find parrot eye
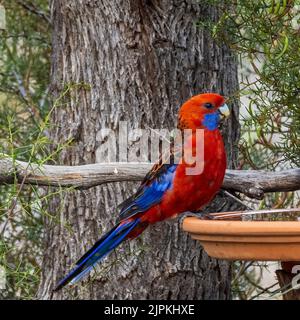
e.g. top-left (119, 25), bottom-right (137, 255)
top-left (204, 102), bottom-right (214, 109)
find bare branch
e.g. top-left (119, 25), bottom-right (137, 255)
top-left (16, 0), bottom-right (51, 24)
top-left (223, 169), bottom-right (300, 199)
top-left (0, 156), bottom-right (299, 199)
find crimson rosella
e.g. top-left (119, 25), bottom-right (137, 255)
top-left (54, 93), bottom-right (230, 291)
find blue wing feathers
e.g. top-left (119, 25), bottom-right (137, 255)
top-left (118, 164), bottom-right (177, 221)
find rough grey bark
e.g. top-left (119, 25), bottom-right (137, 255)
top-left (37, 0), bottom-right (241, 299)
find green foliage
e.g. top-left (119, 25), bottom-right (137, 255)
top-left (0, 0), bottom-right (50, 118)
top-left (0, 0), bottom-right (50, 298)
top-left (199, 0), bottom-right (300, 168)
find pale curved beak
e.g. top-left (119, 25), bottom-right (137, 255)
top-left (218, 103), bottom-right (230, 119)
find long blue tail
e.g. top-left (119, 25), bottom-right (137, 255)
top-left (53, 218), bottom-right (140, 291)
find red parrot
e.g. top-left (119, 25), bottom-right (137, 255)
top-left (54, 93), bottom-right (230, 291)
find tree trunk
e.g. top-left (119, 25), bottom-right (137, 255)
top-left (37, 0), bottom-right (241, 300)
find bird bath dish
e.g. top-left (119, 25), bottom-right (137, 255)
top-left (182, 208), bottom-right (300, 261)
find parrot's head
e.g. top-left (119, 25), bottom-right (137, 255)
top-left (178, 93), bottom-right (230, 130)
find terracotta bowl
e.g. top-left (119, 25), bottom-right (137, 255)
top-left (182, 217), bottom-right (300, 261)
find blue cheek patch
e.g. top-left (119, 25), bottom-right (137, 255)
top-left (203, 112), bottom-right (220, 130)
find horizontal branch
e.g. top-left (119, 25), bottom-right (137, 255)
top-left (222, 169), bottom-right (300, 199)
top-left (0, 156), bottom-right (299, 199)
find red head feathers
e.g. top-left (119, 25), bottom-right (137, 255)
top-left (178, 93), bottom-right (229, 130)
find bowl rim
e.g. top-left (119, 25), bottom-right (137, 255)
top-left (182, 217), bottom-right (300, 236)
